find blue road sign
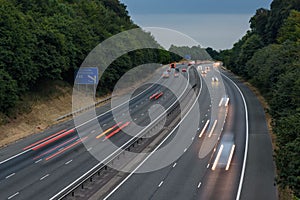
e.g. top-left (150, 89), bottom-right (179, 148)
top-left (75, 67), bottom-right (98, 84)
top-left (185, 55), bottom-right (191, 60)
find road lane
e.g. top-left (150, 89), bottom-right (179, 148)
top-left (0, 65), bottom-right (192, 200)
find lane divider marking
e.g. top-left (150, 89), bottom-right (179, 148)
top-left (212, 144), bottom-right (224, 170)
top-left (225, 144), bottom-right (235, 171)
top-left (199, 120), bottom-right (210, 138)
top-left (208, 120), bottom-right (217, 138)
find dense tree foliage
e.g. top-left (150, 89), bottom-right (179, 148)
top-left (205, 47), bottom-right (220, 60)
top-left (0, 0), bottom-right (179, 114)
top-left (215, 1), bottom-right (300, 197)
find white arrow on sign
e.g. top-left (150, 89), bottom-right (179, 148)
top-left (87, 75), bottom-right (97, 83)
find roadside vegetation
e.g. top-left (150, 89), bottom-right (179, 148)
top-left (207, 0), bottom-right (300, 198)
top-left (0, 0), bottom-right (180, 119)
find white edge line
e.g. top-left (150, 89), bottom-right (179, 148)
top-left (0, 149), bottom-right (31, 165)
top-left (102, 68), bottom-right (202, 200)
top-left (51, 68), bottom-right (194, 200)
top-left (222, 73), bottom-right (248, 200)
top-left (0, 75), bottom-right (164, 165)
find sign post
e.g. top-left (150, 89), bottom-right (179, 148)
top-left (75, 67), bottom-right (98, 99)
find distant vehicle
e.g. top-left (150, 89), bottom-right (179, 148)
top-left (201, 70), bottom-right (207, 74)
top-left (162, 71), bottom-right (169, 78)
top-left (170, 63), bottom-right (176, 68)
top-left (149, 92), bottom-right (163, 100)
top-left (174, 73), bottom-right (179, 77)
top-left (212, 76), bottom-right (219, 82)
top-left (182, 68), bottom-right (187, 72)
top-left (175, 68), bottom-right (179, 72)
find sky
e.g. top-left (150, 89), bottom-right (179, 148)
top-left (120, 0), bottom-right (272, 50)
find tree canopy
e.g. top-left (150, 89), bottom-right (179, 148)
top-left (213, 1), bottom-right (300, 196)
top-left (0, 0), bottom-right (180, 114)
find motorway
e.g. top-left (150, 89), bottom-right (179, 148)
top-left (97, 64), bottom-right (277, 200)
top-left (0, 63), bottom-right (277, 200)
top-left (0, 64), bottom-right (195, 200)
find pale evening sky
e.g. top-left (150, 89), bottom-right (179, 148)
top-left (120, 0), bottom-right (272, 50)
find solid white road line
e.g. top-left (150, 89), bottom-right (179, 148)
top-left (5, 173), bottom-right (15, 179)
top-left (51, 69), bottom-right (193, 200)
top-left (208, 120), bottom-right (217, 138)
top-left (35, 159), bottom-right (42, 164)
top-left (0, 149), bottom-right (31, 165)
top-left (101, 70), bottom-right (202, 200)
top-left (8, 192), bottom-right (19, 199)
top-left (226, 145), bottom-right (235, 170)
top-left (0, 76), bottom-right (163, 165)
top-left (212, 145), bottom-right (224, 170)
top-left (222, 73), bottom-right (249, 200)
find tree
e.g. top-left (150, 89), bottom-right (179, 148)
top-left (250, 8), bottom-right (270, 43)
top-left (0, 69), bottom-right (18, 113)
top-left (277, 10), bottom-right (300, 44)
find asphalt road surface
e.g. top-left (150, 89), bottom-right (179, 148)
top-left (0, 63), bottom-right (276, 200)
top-left (101, 65), bottom-right (277, 200)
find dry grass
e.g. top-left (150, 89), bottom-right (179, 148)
top-left (0, 83), bottom-right (72, 148)
top-left (0, 82), bottom-right (110, 148)
top-left (0, 68), bottom-right (161, 149)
